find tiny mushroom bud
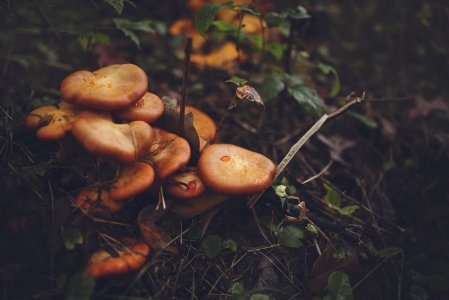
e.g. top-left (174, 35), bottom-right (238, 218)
top-left (164, 167), bottom-right (206, 199)
top-left (149, 128), bottom-right (191, 180)
top-left (72, 111), bottom-right (154, 163)
top-left (60, 64), bottom-right (148, 110)
top-left (25, 101), bottom-right (81, 141)
top-left (114, 92), bottom-right (164, 123)
top-left (197, 144), bottom-right (276, 195)
top-left (85, 243), bottom-right (150, 278)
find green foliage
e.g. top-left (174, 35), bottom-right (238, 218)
top-left (317, 62), bottom-right (341, 97)
top-left (229, 282), bottom-right (270, 300)
top-left (113, 18), bottom-right (166, 49)
top-left (226, 76), bottom-right (248, 87)
top-left (323, 271), bottom-right (354, 300)
top-left (323, 183), bottom-right (360, 216)
top-left (62, 228), bottom-right (84, 250)
top-left (278, 225), bottom-right (305, 248)
top-left (66, 272), bottom-right (95, 300)
top-left (104, 0), bottom-right (125, 15)
top-left (260, 74), bottom-right (285, 101)
top-left (195, 2), bottom-right (233, 37)
top-left (201, 235), bottom-right (237, 259)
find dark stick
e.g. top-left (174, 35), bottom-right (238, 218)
top-left (179, 37), bottom-right (193, 136)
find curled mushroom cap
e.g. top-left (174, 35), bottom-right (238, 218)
top-left (76, 162), bottom-right (155, 215)
top-left (164, 167), bottom-right (206, 199)
top-left (85, 243), bottom-right (150, 278)
top-left (60, 64), bottom-right (148, 110)
top-left (181, 106), bottom-right (216, 150)
top-left (149, 128), bottom-right (191, 180)
top-left (114, 92), bottom-right (164, 123)
top-left (197, 144), bottom-right (276, 195)
top-left (25, 102), bottom-right (81, 141)
top-left (72, 111), bottom-right (154, 163)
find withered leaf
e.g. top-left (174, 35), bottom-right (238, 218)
top-left (157, 96), bottom-right (200, 160)
top-left (236, 85), bottom-right (264, 108)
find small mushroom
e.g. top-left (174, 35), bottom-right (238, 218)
top-left (72, 111), bottom-right (154, 163)
top-left (181, 106), bottom-right (217, 150)
top-left (149, 128), bottom-right (191, 180)
top-left (76, 162), bottom-right (155, 215)
top-left (170, 191), bottom-right (230, 218)
top-left (164, 167), bottom-right (206, 199)
top-left (25, 101), bottom-right (81, 141)
top-left (114, 92), bottom-right (164, 123)
top-left (85, 243), bottom-right (150, 278)
top-left (60, 64), bottom-right (148, 110)
top-left (197, 144), bottom-right (276, 195)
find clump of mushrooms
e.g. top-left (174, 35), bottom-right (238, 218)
top-left (26, 63), bottom-right (276, 278)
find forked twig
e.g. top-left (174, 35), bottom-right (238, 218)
top-left (247, 93), bottom-right (365, 207)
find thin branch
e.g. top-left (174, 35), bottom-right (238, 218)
top-left (247, 93), bottom-right (364, 207)
top-left (179, 37), bottom-right (192, 136)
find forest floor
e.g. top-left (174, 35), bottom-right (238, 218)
top-left (1, 1), bottom-right (449, 299)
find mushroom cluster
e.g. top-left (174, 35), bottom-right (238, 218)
top-left (26, 63), bottom-right (276, 278)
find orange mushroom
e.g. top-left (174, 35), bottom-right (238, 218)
top-left (25, 101), bottom-right (81, 141)
top-left (85, 243), bottom-right (150, 278)
top-left (164, 167), bottom-right (206, 199)
top-left (190, 42), bottom-right (243, 70)
top-left (114, 92), bottom-right (164, 123)
top-left (72, 111), bottom-right (154, 163)
top-left (76, 162), bottom-right (155, 216)
top-left (170, 191), bottom-right (230, 218)
top-left (197, 144), bottom-right (276, 195)
top-left (180, 106), bottom-right (217, 151)
top-left (148, 128), bottom-right (191, 180)
top-left (60, 64), bottom-right (148, 110)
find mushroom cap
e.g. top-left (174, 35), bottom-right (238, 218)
top-left (76, 189), bottom-right (123, 215)
top-left (25, 102), bottom-right (81, 141)
top-left (149, 128), bottom-right (191, 180)
top-left (181, 106), bottom-right (216, 150)
top-left (197, 144), bottom-right (276, 195)
top-left (190, 42), bottom-right (241, 69)
top-left (60, 64), bottom-right (148, 110)
top-left (72, 111), bottom-right (154, 163)
top-left (114, 92), bottom-right (164, 123)
top-left (164, 167), bottom-right (206, 199)
top-left (76, 162), bottom-right (155, 216)
top-left (109, 162), bottom-right (155, 202)
top-left (85, 243), bottom-right (150, 278)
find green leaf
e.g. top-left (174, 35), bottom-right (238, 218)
top-left (212, 20), bottom-right (239, 32)
top-left (104, 0), bottom-right (124, 15)
top-left (324, 183), bottom-right (341, 208)
top-left (226, 76), bottom-right (248, 86)
top-left (326, 271), bottom-right (354, 300)
top-left (287, 85), bottom-right (325, 115)
top-left (374, 247), bottom-right (403, 258)
top-left (113, 18), bottom-right (160, 49)
top-left (278, 225), bottom-right (305, 248)
top-left (282, 73), bottom-right (304, 87)
top-left (230, 282), bottom-right (245, 295)
top-left (66, 272), bottom-right (95, 300)
top-left (347, 111), bottom-right (378, 129)
top-left (266, 43), bottom-right (287, 61)
top-left (195, 3), bottom-right (226, 37)
top-left (339, 205), bottom-right (360, 216)
top-left (222, 239), bottom-right (238, 252)
top-left (201, 234), bottom-right (222, 258)
top-left (317, 62), bottom-right (341, 97)
top-left (285, 5), bottom-right (311, 20)
top-left (260, 74), bottom-right (285, 101)
top-left (274, 185), bottom-right (287, 198)
top-left (265, 12), bottom-right (286, 28)
top-left (306, 223), bottom-right (319, 235)
top-left (63, 228), bottom-right (84, 250)
top-left (234, 4), bottom-right (261, 16)
top-left (250, 294), bottom-right (270, 300)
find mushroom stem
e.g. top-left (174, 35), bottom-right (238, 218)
top-left (179, 37), bottom-right (193, 136)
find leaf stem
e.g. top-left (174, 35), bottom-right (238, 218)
top-left (179, 37), bottom-right (193, 136)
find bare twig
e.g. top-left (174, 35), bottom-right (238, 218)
top-left (179, 37), bottom-right (192, 135)
top-left (247, 93), bottom-right (365, 207)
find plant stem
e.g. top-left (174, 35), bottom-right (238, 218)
top-left (179, 37), bottom-right (192, 136)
